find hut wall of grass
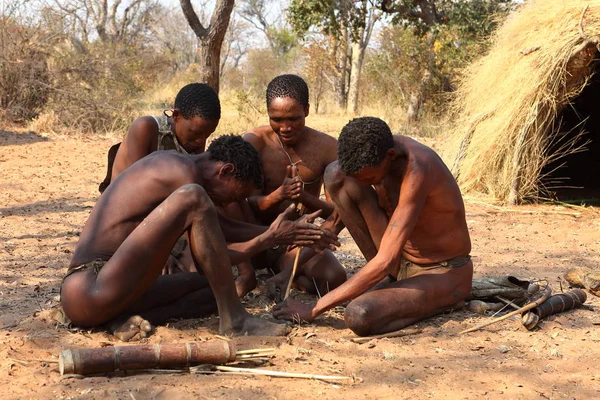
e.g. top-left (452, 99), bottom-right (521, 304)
top-left (446, 0), bottom-right (600, 204)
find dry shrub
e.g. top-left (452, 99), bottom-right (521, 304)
top-left (0, 18), bottom-right (51, 121)
top-left (446, 0), bottom-right (600, 204)
top-left (43, 42), bottom-right (169, 134)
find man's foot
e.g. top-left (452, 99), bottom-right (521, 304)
top-left (107, 315), bottom-right (152, 342)
top-left (223, 315), bottom-right (290, 337)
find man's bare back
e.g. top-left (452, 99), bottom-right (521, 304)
top-left (99, 83), bottom-right (220, 193)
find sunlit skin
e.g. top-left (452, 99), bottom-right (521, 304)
top-left (110, 110), bottom-right (219, 181)
top-left (173, 113), bottom-right (219, 154)
top-left (272, 135), bottom-right (474, 336)
top-left (223, 96), bottom-right (347, 300)
top-left (61, 143), bottom-right (342, 340)
top-left (267, 97), bottom-right (308, 147)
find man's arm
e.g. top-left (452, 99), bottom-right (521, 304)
top-left (272, 164), bottom-right (431, 321)
top-left (123, 117), bottom-right (158, 170)
top-left (297, 190), bottom-right (334, 218)
top-left (224, 206), bottom-right (337, 264)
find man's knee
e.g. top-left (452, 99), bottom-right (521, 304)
top-left (344, 299), bottom-right (375, 337)
top-left (323, 161), bottom-right (346, 196)
top-left (174, 184), bottom-right (215, 213)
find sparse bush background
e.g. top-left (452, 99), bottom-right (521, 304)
top-left (0, 1), bottom-right (513, 138)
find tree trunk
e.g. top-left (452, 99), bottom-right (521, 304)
top-left (346, 41), bottom-right (363, 114)
top-left (180, 0), bottom-right (234, 93)
top-left (346, 5), bottom-right (377, 114)
top-left (406, 30), bottom-right (436, 124)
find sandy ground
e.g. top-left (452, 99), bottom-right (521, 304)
top-left (1, 129), bottom-right (599, 400)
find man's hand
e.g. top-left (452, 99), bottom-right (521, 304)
top-left (267, 204), bottom-right (323, 247)
top-left (275, 165), bottom-right (303, 202)
top-left (272, 298), bottom-right (316, 323)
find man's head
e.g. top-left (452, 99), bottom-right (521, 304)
top-left (265, 74), bottom-right (310, 146)
top-left (205, 134), bottom-right (263, 206)
top-left (172, 83), bottom-right (221, 153)
top-left (338, 117), bottom-right (396, 185)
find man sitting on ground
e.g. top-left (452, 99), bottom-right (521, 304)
top-left (236, 74), bottom-right (347, 300)
top-left (61, 135), bottom-right (336, 341)
top-left (272, 117), bottom-right (473, 336)
top-left (99, 82), bottom-right (220, 193)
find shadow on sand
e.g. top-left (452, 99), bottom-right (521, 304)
top-left (0, 130), bottom-right (50, 146)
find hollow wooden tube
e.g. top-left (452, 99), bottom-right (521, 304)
top-left (521, 289), bottom-right (587, 330)
top-left (59, 341), bottom-right (236, 375)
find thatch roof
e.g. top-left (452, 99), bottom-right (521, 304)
top-left (447, 0), bottom-right (600, 204)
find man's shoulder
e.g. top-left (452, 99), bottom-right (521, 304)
top-left (243, 125), bottom-right (272, 150)
top-left (306, 127), bottom-right (337, 144)
top-left (126, 116), bottom-right (160, 141)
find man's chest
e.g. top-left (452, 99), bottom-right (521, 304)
top-left (374, 179), bottom-right (401, 218)
top-left (261, 149), bottom-right (323, 192)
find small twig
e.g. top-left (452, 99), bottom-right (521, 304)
top-left (313, 277), bottom-right (322, 299)
top-left (285, 247), bottom-right (303, 300)
top-left (460, 286), bottom-right (552, 334)
top-left (7, 358), bottom-right (29, 366)
top-left (347, 328), bottom-right (423, 344)
top-left (236, 348), bottom-right (275, 355)
top-left (194, 365), bottom-right (355, 382)
top-left (495, 296), bottom-right (521, 311)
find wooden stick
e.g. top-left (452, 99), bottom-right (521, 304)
top-left (348, 328), bottom-right (423, 344)
top-left (284, 201), bottom-right (305, 301)
top-left (460, 286), bottom-right (552, 334)
top-left (236, 348), bottom-right (275, 355)
top-left (495, 296), bottom-right (521, 311)
top-left (284, 247), bottom-right (302, 300)
top-left (197, 365), bottom-right (354, 382)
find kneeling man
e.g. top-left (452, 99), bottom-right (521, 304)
top-left (273, 117), bottom-right (473, 336)
top-left (62, 135), bottom-right (333, 340)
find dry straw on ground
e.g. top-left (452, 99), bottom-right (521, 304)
top-left (445, 0), bottom-right (600, 204)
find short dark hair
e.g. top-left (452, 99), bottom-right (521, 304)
top-left (266, 74), bottom-right (309, 108)
top-left (207, 134), bottom-right (263, 189)
top-left (338, 117), bottom-right (395, 174)
top-left (174, 83), bottom-right (221, 120)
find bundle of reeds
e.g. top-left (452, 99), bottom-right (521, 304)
top-left (445, 0), bottom-right (600, 204)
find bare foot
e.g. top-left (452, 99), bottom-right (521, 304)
top-left (107, 315), bottom-right (153, 342)
top-left (225, 315), bottom-right (290, 337)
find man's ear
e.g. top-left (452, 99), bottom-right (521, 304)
top-left (304, 103), bottom-right (310, 117)
top-left (219, 163), bottom-right (236, 177)
top-left (171, 109), bottom-right (181, 121)
top-left (387, 148), bottom-right (397, 160)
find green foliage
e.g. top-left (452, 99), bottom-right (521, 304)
top-left (288, 0), bottom-right (367, 40)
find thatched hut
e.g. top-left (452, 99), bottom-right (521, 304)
top-left (447, 0), bottom-right (600, 204)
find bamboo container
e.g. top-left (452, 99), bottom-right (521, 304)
top-left (59, 341), bottom-right (236, 375)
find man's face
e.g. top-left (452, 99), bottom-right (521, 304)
top-left (207, 170), bottom-right (255, 207)
top-left (350, 164), bottom-right (386, 186)
top-left (173, 115), bottom-right (219, 154)
top-left (267, 97), bottom-right (308, 146)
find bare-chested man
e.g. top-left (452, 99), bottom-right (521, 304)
top-left (61, 135), bottom-right (335, 341)
top-left (272, 117), bottom-right (473, 336)
top-left (238, 74), bottom-right (347, 300)
top-left (99, 82), bottom-right (220, 193)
